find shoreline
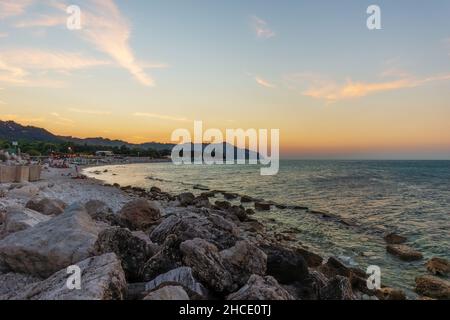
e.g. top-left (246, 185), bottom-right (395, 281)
top-left (0, 165), bottom-right (448, 300)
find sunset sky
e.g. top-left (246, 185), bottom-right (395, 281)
top-left (1, 0), bottom-right (450, 159)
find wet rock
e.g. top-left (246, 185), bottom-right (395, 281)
top-left (254, 202), bottom-right (271, 211)
top-left (0, 207), bottom-right (51, 238)
top-left (25, 198), bottom-right (67, 216)
top-left (214, 200), bottom-right (231, 211)
top-left (245, 208), bottom-right (255, 215)
top-left (180, 238), bottom-right (234, 293)
top-left (384, 233), bottom-right (407, 244)
top-left (200, 191), bottom-right (216, 198)
top-left (227, 275), bottom-right (293, 300)
top-left (240, 195), bottom-right (254, 203)
top-left (145, 267), bottom-right (209, 300)
top-left (426, 257), bottom-right (450, 276)
top-left (415, 275), bottom-right (450, 299)
top-left (0, 253), bottom-right (127, 300)
top-left (386, 244), bottom-right (423, 261)
top-left (150, 186), bottom-right (161, 193)
top-left (260, 244), bottom-right (309, 284)
top-left (229, 205), bottom-right (248, 222)
top-left (0, 203), bottom-right (102, 277)
top-left (223, 192), bottom-right (238, 200)
top-left (376, 287), bottom-right (406, 300)
top-left (220, 240), bottom-right (267, 287)
top-left (142, 234), bottom-right (183, 282)
top-left (296, 248), bottom-right (323, 268)
top-left (150, 212), bottom-right (239, 250)
top-left (94, 227), bottom-right (157, 282)
top-left (143, 285), bottom-right (190, 300)
top-left (118, 199), bottom-right (161, 230)
top-left (319, 275), bottom-right (354, 300)
top-left (193, 195), bottom-right (211, 208)
top-left (178, 192), bottom-right (195, 207)
top-left (193, 184), bottom-right (209, 191)
top-left (319, 257), bottom-right (351, 278)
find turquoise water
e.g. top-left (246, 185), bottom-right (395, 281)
top-left (84, 160), bottom-right (450, 296)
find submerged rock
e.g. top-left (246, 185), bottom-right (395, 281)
top-left (180, 238), bottom-right (234, 293)
top-left (227, 275), bottom-right (293, 300)
top-left (254, 202), bottom-right (271, 211)
top-left (145, 266), bottom-right (209, 299)
top-left (118, 199), bottom-right (161, 230)
top-left (384, 232), bottom-right (407, 244)
top-left (0, 253), bottom-right (127, 300)
top-left (143, 285), bottom-right (190, 300)
top-left (426, 257), bottom-right (450, 276)
top-left (0, 203), bottom-right (102, 277)
top-left (415, 275), bottom-right (450, 299)
top-left (376, 287), bottom-right (406, 300)
top-left (386, 244), bottom-right (423, 261)
top-left (240, 195), bottom-right (254, 203)
top-left (25, 198), bottom-right (67, 216)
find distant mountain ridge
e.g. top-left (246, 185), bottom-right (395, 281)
top-left (0, 120), bottom-right (174, 150)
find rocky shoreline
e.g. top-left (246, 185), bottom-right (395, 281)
top-left (0, 166), bottom-right (448, 300)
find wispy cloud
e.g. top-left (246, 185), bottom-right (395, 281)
top-left (284, 72), bottom-right (450, 102)
top-left (254, 76), bottom-right (276, 88)
top-left (69, 108), bottom-right (111, 115)
top-left (50, 112), bottom-right (74, 123)
top-left (133, 112), bottom-right (190, 122)
top-left (0, 0), bottom-right (33, 19)
top-left (14, 14), bottom-right (65, 28)
top-left (0, 113), bottom-right (45, 124)
top-left (251, 16), bottom-right (275, 39)
top-left (0, 49), bottom-right (109, 86)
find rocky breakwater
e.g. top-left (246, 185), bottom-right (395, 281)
top-left (0, 184), bottom-right (416, 300)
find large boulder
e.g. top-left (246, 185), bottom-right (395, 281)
top-left (94, 227), bottom-right (157, 282)
top-left (0, 272), bottom-right (41, 297)
top-left (118, 199), bottom-right (161, 230)
top-left (150, 212), bottom-right (239, 250)
top-left (319, 275), bottom-right (354, 300)
top-left (141, 234), bottom-right (182, 282)
top-left (145, 267), bottom-right (209, 299)
top-left (227, 275), bottom-right (293, 300)
top-left (415, 275), bottom-right (450, 299)
top-left (260, 244), bottom-right (309, 284)
top-left (25, 198), bottom-right (67, 216)
top-left (426, 257), bottom-right (450, 276)
top-left (386, 244), bottom-right (423, 261)
top-left (0, 207), bottom-right (51, 238)
top-left (180, 238), bottom-right (234, 293)
top-left (0, 203), bottom-right (102, 277)
top-left (143, 285), bottom-right (190, 300)
top-left (220, 240), bottom-right (267, 287)
top-left (0, 253), bottom-right (127, 300)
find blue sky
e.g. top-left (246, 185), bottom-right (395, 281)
top-left (0, 0), bottom-right (449, 158)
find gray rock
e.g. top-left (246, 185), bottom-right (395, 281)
top-left (118, 199), bottom-right (161, 230)
top-left (0, 207), bottom-right (51, 238)
top-left (0, 272), bottom-right (41, 297)
top-left (94, 227), bottom-right (157, 282)
top-left (143, 285), bottom-right (190, 300)
top-left (145, 267), bottom-right (209, 299)
top-left (220, 240), bottom-right (267, 287)
top-left (180, 238), bottom-right (234, 293)
top-left (25, 198), bottom-right (67, 216)
top-left (142, 234), bottom-right (182, 282)
top-left (319, 275), bottom-right (354, 300)
top-left (227, 275), bottom-right (293, 300)
top-left (0, 253), bottom-right (127, 300)
top-left (178, 193), bottom-right (195, 207)
top-left (150, 212), bottom-right (239, 250)
top-left (0, 203), bottom-right (102, 277)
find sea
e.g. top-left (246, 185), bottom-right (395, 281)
top-left (83, 160), bottom-right (450, 297)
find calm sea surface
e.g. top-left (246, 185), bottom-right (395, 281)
top-left (84, 160), bottom-right (450, 296)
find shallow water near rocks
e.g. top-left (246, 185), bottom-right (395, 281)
top-left (84, 160), bottom-right (450, 297)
